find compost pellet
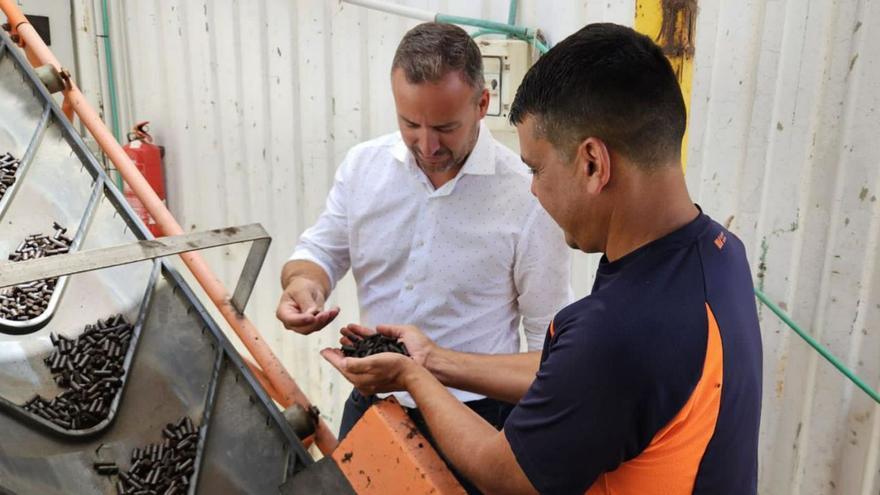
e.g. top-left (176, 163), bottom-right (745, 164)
top-left (0, 152), bottom-right (20, 201)
top-left (0, 223), bottom-right (73, 321)
top-left (22, 315), bottom-right (133, 430)
top-left (106, 416), bottom-right (200, 494)
top-left (341, 333), bottom-right (410, 358)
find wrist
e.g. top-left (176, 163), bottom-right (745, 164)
top-left (401, 359), bottom-right (431, 389)
top-left (423, 345), bottom-right (452, 385)
top-left (285, 275), bottom-right (324, 297)
top-left (281, 261), bottom-right (331, 296)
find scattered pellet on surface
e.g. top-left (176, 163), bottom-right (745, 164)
top-left (22, 314), bottom-right (133, 430)
top-left (341, 333), bottom-right (409, 358)
top-left (105, 416), bottom-right (200, 494)
top-left (0, 223), bottom-right (73, 321)
top-left (0, 152), bottom-right (20, 201)
top-left (94, 462), bottom-right (119, 476)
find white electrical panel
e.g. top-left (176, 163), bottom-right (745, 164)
top-left (14, 0), bottom-right (75, 108)
top-left (14, 1), bottom-right (75, 75)
top-left (478, 38), bottom-right (534, 153)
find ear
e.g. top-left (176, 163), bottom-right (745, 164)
top-left (575, 137), bottom-right (612, 195)
top-left (476, 88), bottom-right (490, 119)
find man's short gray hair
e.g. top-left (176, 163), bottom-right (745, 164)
top-left (392, 22), bottom-right (485, 91)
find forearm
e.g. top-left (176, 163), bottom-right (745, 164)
top-left (426, 348), bottom-right (540, 404)
top-left (404, 367), bottom-right (534, 494)
top-left (280, 259), bottom-right (331, 295)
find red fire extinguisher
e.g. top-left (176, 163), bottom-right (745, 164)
top-left (122, 122), bottom-right (166, 237)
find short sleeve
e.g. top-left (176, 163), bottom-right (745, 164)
top-left (504, 307), bottom-right (655, 494)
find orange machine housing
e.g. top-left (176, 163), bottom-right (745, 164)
top-left (332, 398), bottom-right (465, 494)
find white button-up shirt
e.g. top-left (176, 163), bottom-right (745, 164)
top-left (291, 123), bottom-right (572, 405)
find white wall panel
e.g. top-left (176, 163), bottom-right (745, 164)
top-left (53, 0), bottom-right (879, 489)
top-left (688, 1), bottom-right (880, 493)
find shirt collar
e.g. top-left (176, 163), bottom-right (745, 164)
top-left (390, 121), bottom-right (497, 177)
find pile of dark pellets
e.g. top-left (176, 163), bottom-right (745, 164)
top-left (22, 315), bottom-right (132, 430)
top-left (94, 416), bottom-right (200, 494)
top-left (0, 223), bottom-right (72, 321)
top-left (0, 152), bottom-right (20, 200)
top-left (341, 333), bottom-right (409, 358)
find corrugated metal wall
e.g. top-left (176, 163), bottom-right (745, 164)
top-left (687, 1), bottom-right (880, 493)
top-left (59, 0), bottom-right (879, 492)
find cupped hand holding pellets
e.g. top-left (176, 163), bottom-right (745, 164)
top-left (322, 323), bottom-right (437, 396)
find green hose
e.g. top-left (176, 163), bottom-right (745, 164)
top-left (440, 1), bottom-right (548, 54)
top-left (532, 38), bottom-right (549, 54)
top-left (436, 13), bottom-right (532, 38)
top-left (754, 287), bottom-right (880, 404)
top-left (507, 0), bottom-right (518, 26)
top-left (468, 27), bottom-right (549, 54)
top-left (470, 28), bottom-right (502, 39)
top-left (100, 0), bottom-right (124, 191)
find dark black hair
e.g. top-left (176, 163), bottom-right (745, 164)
top-left (510, 23), bottom-right (686, 167)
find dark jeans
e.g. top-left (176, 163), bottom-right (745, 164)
top-left (338, 388), bottom-right (514, 494)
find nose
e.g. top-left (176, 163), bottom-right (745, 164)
top-left (418, 128), bottom-right (441, 157)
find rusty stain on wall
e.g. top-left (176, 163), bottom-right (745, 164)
top-left (657, 0), bottom-right (697, 79)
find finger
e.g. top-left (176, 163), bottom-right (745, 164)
top-left (281, 313), bottom-right (318, 327)
top-left (324, 307), bottom-right (341, 323)
top-left (315, 308), bottom-right (340, 326)
top-left (276, 300), bottom-right (304, 321)
top-left (320, 348), bottom-right (348, 371)
top-left (290, 289), bottom-right (322, 315)
top-left (339, 335), bottom-right (354, 347)
top-left (343, 355), bottom-right (380, 374)
top-left (284, 323), bottom-right (319, 335)
top-left (375, 324), bottom-right (408, 339)
top-left (340, 326), bottom-right (365, 341)
top-left (345, 323), bottom-right (377, 338)
top-left (339, 326), bottom-right (363, 343)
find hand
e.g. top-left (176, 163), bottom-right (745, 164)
top-left (275, 278), bottom-right (339, 334)
top-left (320, 347), bottom-right (419, 396)
top-left (340, 323), bottom-right (436, 367)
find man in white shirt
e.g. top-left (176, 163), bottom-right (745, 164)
top-left (275, 22), bottom-right (571, 448)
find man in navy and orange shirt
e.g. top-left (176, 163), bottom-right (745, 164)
top-left (323, 22), bottom-right (763, 494)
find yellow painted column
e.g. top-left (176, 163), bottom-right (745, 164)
top-left (634, 0), bottom-right (697, 171)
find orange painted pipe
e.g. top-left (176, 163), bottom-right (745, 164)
top-left (1, 4), bottom-right (338, 454)
top-left (243, 356), bottom-right (282, 404)
top-left (0, 0), bottom-right (25, 39)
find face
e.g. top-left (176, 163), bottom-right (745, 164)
top-left (516, 115), bottom-right (612, 252)
top-left (391, 68), bottom-right (489, 174)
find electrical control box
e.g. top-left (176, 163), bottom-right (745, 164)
top-left (14, 0), bottom-right (76, 110)
top-left (477, 38), bottom-right (535, 153)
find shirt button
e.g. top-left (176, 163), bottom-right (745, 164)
top-left (405, 284), bottom-right (414, 291)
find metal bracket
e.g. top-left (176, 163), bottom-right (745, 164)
top-left (0, 224), bottom-right (271, 314)
top-left (34, 64), bottom-right (64, 93)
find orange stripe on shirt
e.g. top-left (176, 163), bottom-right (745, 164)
top-left (585, 303), bottom-right (724, 494)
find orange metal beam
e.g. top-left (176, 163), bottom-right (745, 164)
top-left (1, 2), bottom-right (338, 455)
top-left (243, 356), bottom-right (283, 403)
top-left (0, 0), bottom-right (25, 39)
top-left (332, 398), bottom-right (465, 494)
